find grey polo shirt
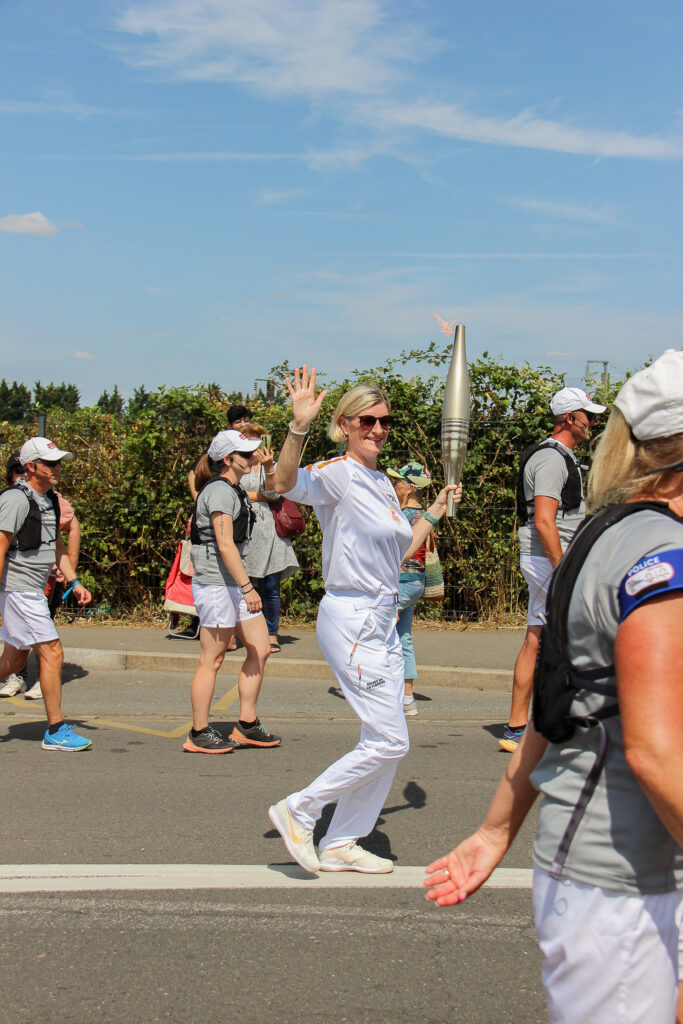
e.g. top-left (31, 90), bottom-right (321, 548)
top-left (0, 482), bottom-right (57, 593)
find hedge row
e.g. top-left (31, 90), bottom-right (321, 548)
top-left (0, 346), bottom-right (620, 621)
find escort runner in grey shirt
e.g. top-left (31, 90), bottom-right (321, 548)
top-left (0, 481), bottom-right (57, 593)
top-left (531, 509), bottom-right (683, 894)
top-left (190, 480), bottom-right (249, 587)
top-left (518, 440), bottom-right (585, 557)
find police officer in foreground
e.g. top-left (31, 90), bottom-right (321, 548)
top-left (499, 387), bottom-right (605, 752)
top-left (426, 348), bottom-right (683, 1023)
top-left (0, 437), bottom-right (92, 751)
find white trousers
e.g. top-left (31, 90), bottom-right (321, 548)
top-left (533, 865), bottom-right (683, 1024)
top-left (287, 592), bottom-right (409, 852)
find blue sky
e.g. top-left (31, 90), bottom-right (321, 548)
top-left (1, 0), bottom-right (681, 404)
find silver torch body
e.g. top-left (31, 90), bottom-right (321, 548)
top-left (441, 323), bottom-right (471, 515)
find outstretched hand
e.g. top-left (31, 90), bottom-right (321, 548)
top-left (285, 365), bottom-right (327, 431)
top-left (423, 830), bottom-right (503, 907)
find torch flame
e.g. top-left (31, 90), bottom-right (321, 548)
top-left (434, 312), bottom-right (457, 335)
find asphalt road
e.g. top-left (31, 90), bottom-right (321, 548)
top-left (0, 669), bottom-right (546, 1024)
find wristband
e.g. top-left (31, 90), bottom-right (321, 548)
top-left (241, 583), bottom-right (254, 593)
top-left (423, 512), bottom-right (439, 528)
top-left (62, 578), bottom-right (81, 600)
top-left (288, 422), bottom-right (309, 437)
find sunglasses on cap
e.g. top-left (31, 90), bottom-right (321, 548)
top-left (357, 415), bottom-right (393, 430)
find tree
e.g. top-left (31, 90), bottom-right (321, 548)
top-left (127, 386), bottom-right (152, 416)
top-left (0, 379), bottom-right (32, 423)
top-left (33, 381), bottom-right (80, 413)
top-left (96, 385), bottom-right (124, 416)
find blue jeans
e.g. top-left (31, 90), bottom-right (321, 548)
top-left (396, 574), bottom-right (425, 680)
top-left (256, 571), bottom-right (282, 636)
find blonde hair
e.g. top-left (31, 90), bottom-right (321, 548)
top-left (328, 385), bottom-right (391, 443)
top-left (241, 422), bottom-right (267, 440)
top-left (587, 406), bottom-right (683, 512)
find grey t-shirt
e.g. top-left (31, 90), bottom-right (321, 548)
top-left (190, 479), bottom-right (249, 587)
top-left (0, 482), bottom-right (57, 593)
top-left (518, 439), bottom-right (585, 557)
top-left (531, 509), bottom-right (683, 894)
top-left (240, 466), bottom-right (299, 580)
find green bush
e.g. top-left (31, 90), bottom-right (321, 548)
top-left (0, 351), bottom-right (625, 621)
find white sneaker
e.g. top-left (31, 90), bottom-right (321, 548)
top-left (403, 698), bottom-right (418, 717)
top-left (268, 798), bottom-right (320, 874)
top-left (319, 842), bottom-right (393, 874)
top-left (0, 674), bottom-right (27, 697)
top-left (24, 682), bottom-right (43, 701)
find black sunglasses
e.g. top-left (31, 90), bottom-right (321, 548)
top-left (234, 450), bottom-right (257, 458)
top-left (357, 415), bottom-right (393, 430)
top-left (37, 458), bottom-right (62, 467)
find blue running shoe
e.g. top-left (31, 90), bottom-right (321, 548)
top-left (498, 723), bottom-right (526, 753)
top-left (42, 723), bottom-right (92, 752)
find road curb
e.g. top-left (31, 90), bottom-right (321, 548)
top-left (60, 646), bottom-right (512, 690)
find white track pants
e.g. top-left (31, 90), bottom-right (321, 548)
top-left (287, 592), bottom-right (409, 852)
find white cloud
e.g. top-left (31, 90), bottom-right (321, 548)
top-left (115, 0), bottom-right (430, 96)
top-left (368, 99), bottom-right (683, 160)
top-left (505, 197), bottom-right (619, 225)
top-left (0, 98), bottom-right (101, 117)
top-left (259, 188), bottom-right (305, 205)
top-left (113, 1), bottom-right (683, 161)
top-left (73, 351), bottom-right (95, 361)
top-left (0, 212), bottom-right (58, 236)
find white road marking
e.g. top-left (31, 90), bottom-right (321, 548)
top-left (0, 864), bottom-right (533, 894)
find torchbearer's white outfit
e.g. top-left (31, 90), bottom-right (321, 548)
top-left (283, 456), bottom-right (412, 851)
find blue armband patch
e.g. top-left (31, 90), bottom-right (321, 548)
top-left (618, 548), bottom-right (683, 621)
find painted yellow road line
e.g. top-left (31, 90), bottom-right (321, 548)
top-left (212, 683), bottom-right (239, 710)
top-left (0, 683), bottom-right (239, 739)
top-left (90, 719), bottom-right (193, 739)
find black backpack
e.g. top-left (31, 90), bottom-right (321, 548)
top-left (190, 477), bottom-right (255, 547)
top-left (516, 440), bottom-right (583, 525)
top-left (0, 485), bottom-right (60, 552)
top-left (532, 499), bottom-right (681, 877)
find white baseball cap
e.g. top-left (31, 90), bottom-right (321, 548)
top-left (613, 349), bottom-right (683, 441)
top-left (20, 437), bottom-right (73, 465)
top-left (207, 429), bottom-right (262, 461)
top-left (550, 387), bottom-right (606, 416)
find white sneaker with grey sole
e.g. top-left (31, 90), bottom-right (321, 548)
top-left (319, 842), bottom-right (393, 873)
top-left (24, 682), bottom-right (43, 701)
top-left (0, 674), bottom-right (27, 697)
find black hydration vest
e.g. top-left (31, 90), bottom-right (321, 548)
top-left (516, 441), bottom-right (583, 524)
top-left (190, 477), bottom-right (255, 547)
top-left (1, 485), bottom-right (60, 552)
top-left (532, 500), bottom-right (682, 878)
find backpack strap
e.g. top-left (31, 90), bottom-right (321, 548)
top-left (549, 707), bottom-right (619, 879)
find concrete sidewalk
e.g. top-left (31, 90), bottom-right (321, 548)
top-left (46, 622), bottom-right (522, 690)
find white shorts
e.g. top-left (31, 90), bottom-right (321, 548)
top-left (0, 591), bottom-right (59, 650)
top-left (520, 555), bottom-right (554, 626)
top-left (191, 582), bottom-right (260, 630)
top-left (533, 865), bottom-right (683, 1023)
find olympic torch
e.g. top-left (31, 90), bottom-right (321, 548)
top-left (441, 323), bottom-right (471, 515)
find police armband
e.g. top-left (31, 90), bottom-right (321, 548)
top-left (618, 548), bottom-right (683, 621)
